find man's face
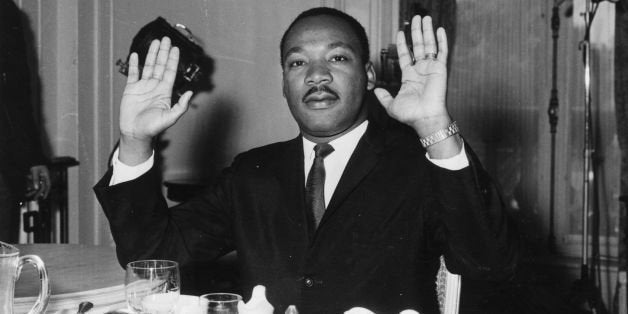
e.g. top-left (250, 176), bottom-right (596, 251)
top-left (281, 15), bottom-right (375, 143)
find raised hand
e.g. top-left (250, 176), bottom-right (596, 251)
top-left (373, 16), bottom-right (460, 158)
top-left (118, 37), bottom-right (193, 165)
top-left (25, 165), bottom-right (50, 199)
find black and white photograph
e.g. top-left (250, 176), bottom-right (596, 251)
top-left (1, 0), bottom-right (627, 313)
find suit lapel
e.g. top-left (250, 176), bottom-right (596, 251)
top-left (319, 121), bottom-right (386, 228)
top-left (273, 137), bottom-right (315, 236)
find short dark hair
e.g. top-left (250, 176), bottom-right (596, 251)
top-left (279, 7), bottom-right (370, 65)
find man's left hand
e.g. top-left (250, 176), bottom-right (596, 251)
top-left (374, 16), bottom-right (461, 158)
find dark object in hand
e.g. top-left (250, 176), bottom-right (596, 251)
top-left (116, 16), bottom-right (214, 104)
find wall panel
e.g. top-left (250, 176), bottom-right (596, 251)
top-left (445, 0), bottom-right (619, 260)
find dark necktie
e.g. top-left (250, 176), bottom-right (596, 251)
top-left (305, 143), bottom-right (334, 228)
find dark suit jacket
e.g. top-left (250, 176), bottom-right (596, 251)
top-left (94, 109), bottom-right (519, 314)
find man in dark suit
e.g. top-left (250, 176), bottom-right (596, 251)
top-left (0, 0), bottom-right (51, 243)
top-left (95, 7), bottom-right (518, 313)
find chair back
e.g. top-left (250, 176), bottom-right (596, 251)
top-left (435, 256), bottom-right (461, 314)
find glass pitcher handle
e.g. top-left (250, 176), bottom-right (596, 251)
top-left (17, 255), bottom-right (50, 314)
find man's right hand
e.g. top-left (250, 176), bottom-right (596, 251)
top-left (119, 37), bottom-right (193, 166)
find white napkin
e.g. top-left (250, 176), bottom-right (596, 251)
top-left (237, 285), bottom-right (274, 314)
top-left (174, 295), bottom-right (203, 314)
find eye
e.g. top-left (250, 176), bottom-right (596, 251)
top-left (330, 55), bottom-right (349, 62)
top-left (288, 60), bottom-right (305, 68)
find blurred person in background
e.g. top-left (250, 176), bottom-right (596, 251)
top-left (0, 0), bottom-right (51, 243)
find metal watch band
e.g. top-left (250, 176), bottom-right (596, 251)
top-left (419, 121), bottom-right (460, 148)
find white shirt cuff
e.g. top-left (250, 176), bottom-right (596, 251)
top-left (109, 148), bottom-right (155, 186)
top-left (425, 141), bottom-right (469, 170)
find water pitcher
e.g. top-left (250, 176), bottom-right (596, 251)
top-left (0, 241), bottom-right (49, 314)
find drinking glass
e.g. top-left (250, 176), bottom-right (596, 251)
top-left (125, 260), bottom-right (180, 314)
top-left (200, 293), bottom-right (242, 314)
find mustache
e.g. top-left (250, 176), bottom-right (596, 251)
top-left (302, 85), bottom-right (339, 102)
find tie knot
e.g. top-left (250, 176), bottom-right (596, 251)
top-left (314, 143), bottom-right (334, 158)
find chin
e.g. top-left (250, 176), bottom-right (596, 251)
top-left (304, 123), bottom-right (349, 139)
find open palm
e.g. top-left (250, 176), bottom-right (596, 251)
top-left (374, 16), bottom-right (449, 136)
top-left (120, 37), bottom-right (193, 142)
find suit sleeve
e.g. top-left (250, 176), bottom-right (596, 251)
top-left (427, 143), bottom-right (521, 281)
top-left (93, 162), bottom-right (237, 269)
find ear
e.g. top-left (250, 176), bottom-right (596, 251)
top-left (365, 61), bottom-right (376, 90)
top-left (282, 75), bottom-right (287, 98)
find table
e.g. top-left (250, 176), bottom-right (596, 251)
top-left (13, 244), bottom-right (126, 314)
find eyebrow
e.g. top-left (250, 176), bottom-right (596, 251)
top-left (328, 41), bottom-right (356, 53)
top-left (283, 41), bottom-right (358, 60)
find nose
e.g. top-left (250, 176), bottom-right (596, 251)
top-left (305, 62), bottom-right (332, 86)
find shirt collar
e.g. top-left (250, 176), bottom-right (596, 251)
top-left (302, 120), bottom-right (369, 159)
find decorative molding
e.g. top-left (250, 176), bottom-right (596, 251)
top-left (368, 0), bottom-right (382, 66)
top-left (558, 234), bottom-right (619, 260)
top-left (341, 0), bottom-right (399, 71)
top-left (391, 0), bottom-right (399, 36)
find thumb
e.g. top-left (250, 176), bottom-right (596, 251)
top-left (373, 88), bottom-right (394, 111)
top-left (165, 91), bottom-right (193, 124)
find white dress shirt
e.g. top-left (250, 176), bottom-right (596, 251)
top-left (110, 121), bottom-right (469, 195)
top-left (302, 121), bottom-right (368, 207)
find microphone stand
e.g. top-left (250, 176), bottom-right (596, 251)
top-left (581, 0), bottom-right (593, 285)
top-left (570, 1), bottom-right (608, 313)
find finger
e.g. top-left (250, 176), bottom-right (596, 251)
top-left (29, 168), bottom-right (41, 191)
top-left (396, 31), bottom-right (413, 69)
top-left (373, 88), bottom-right (394, 111)
top-left (410, 16), bottom-right (425, 59)
top-left (436, 27), bottom-right (448, 63)
top-left (127, 53), bottom-right (140, 84)
top-left (40, 173), bottom-right (51, 198)
top-left (152, 37), bottom-right (171, 80)
top-left (167, 90), bottom-right (193, 124)
top-left (141, 39), bottom-right (161, 80)
top-left (34, 179), bottom-right (45, 198)
top-left (25, 173), bottom-right (36, 197)
top-left (422, 16), bottom-right (437, 56)
top-left (163, 46), bottom-right (180, 86)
